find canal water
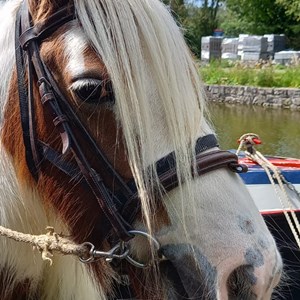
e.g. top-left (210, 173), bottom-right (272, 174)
top-left (208, 103), bottom-right (300, 158)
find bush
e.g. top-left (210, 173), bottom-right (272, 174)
top-left (199, 61), bottom-right (300, 88)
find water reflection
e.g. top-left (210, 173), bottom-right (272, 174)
top-left (209, 103), bottom-right (300, 158)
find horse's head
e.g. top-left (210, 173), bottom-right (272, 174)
top-left (0, 0), bottom-right (282, 299)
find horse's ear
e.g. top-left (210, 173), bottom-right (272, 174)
top-left (28, 0), bottom-right (72, 21)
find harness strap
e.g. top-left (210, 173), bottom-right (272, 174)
top-left (158, 150), bottom-right (247, 192)
top-left (19, 5), bottom-right (75, 49)
top-left (17, 1), bottom-right (135, 242)
top-left (40, 142), bottom-right (80, 178)
top-left (40, 64), bottom-right (134, 199)
top-left (15, 4), bottom-right (40, 180)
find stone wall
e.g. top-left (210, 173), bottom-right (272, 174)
top-left (205, 85), bottom-right (300, 109)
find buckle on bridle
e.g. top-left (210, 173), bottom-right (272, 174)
top-left (79, 230), bottom-right (161, 268)
top-left (79, 242), bottom-right (130, 264)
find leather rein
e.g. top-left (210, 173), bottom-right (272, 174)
top-left (14, 2), bottom-right (247, 255)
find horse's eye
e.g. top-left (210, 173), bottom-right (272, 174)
top-left (71, 79), bottom-right (114, 104)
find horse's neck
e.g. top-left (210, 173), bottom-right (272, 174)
top-left (0, 150), bottom-right (107, 299)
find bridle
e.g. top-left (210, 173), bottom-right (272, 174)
top-left (15, 1), bottom-right (247, 266)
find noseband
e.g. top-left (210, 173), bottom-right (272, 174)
top-left (15, 2), bottom-right (247, 250)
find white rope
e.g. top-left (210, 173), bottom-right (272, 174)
top-left (236, 132), bottom-right (259, 156)
top-left (0, 226), bottom-right (88, 265)
top-left (237, 133), bottom-right (300, 249)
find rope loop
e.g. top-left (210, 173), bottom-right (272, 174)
top-left (0, 226), bottom-right (162, 268)
top-left (237, 133), bottom-right (300, 249)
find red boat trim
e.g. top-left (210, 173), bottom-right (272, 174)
top-left (239, 157), bottom-right (300, 169)
top-left (260, 209), bottom-right (300, 215)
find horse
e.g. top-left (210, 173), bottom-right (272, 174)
top-left (0, 0), bottom-right (282, 299)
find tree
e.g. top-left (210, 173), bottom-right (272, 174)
top-left (223, 0), bottom-right (289, 34)
top-left (162, 0), bottom-right (187, 21)
top-left (221, 0), bottom-right (300, 49)
top-left (162, 0), bottom-right (225, 57)
top-left (275, 0), bottom-right (300, 49)
top-left (276, 0), bottom-right (300, 21)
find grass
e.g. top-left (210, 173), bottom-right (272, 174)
top-left (199, 59), bottom-right (300, 88)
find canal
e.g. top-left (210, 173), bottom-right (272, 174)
top-left (209, 103), bottom-right (300, 158)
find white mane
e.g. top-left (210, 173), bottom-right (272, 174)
top-left (0, 0), bottom-right (21, 124)
top-left (75, 0), bottom-right (212, 234)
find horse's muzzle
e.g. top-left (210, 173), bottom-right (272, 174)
top-left (160, 243), bottom-right (282, 300)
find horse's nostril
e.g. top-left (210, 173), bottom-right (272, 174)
top-left (227, 265), bottom-right (258, 300)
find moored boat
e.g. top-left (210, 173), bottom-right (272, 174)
top-left (236, 134), bottom-right (300, 299)
top-left (239, 154), bottom-right (300, 213)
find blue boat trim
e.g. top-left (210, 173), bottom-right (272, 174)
top-left (239, 169), bottom-right (300, 184)
top-left (230, 150), bottom-right (300, 184)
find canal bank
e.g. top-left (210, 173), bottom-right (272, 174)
top-left (205, 85), bottom-right (300, 109)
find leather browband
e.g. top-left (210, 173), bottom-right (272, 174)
top-left (15, 2), bottom-right (248, 245)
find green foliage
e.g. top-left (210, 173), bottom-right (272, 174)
top-left (276, 0), bottom-right (300, 49)
top-left (162, 0), bottom-right (300, 56)
top-left (254, 69), bottom-right (276, 87)
top-left (218, 9), bottom-right (249, 37)
top-left (183, 5), bottom-right (220, 56)
top-left (199, 61), bottom-right (300, 88)
top-left (162, 0), bottom-right (187, 21)
top-left (162, 0), bottom-right (224, 57)
top-left (223, 0), bottom-right (288, 34)
top-left (222, 0), bottom-right (300, 49)
top-left (276, 0), bottom-right (300, 21)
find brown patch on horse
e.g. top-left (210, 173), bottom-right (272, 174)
top-left (1, 1), bottom-right (171, 296)
top-left (28, 0), bottom-right (73, 22)
top-left (1, 71), bottom-right (36, 187)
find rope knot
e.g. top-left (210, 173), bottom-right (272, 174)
top-left (32, 227), bottom-right (59, 266)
